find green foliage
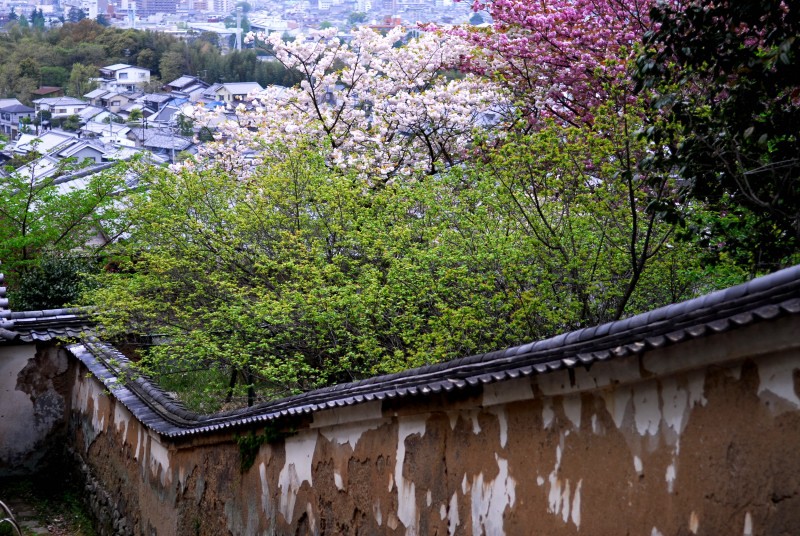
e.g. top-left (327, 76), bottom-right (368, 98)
top-left (67, 7), bottom-right (86, 23)
top-left (236, 425), bottom-right (295, 472)
top-left (0, 162), bottom-right (126, 285)
top-left (11, 253), bottom-right (99, 310)
top-left (636, 0), bottom-right (800, 272)
top-left (86, 113), bottom-right (729, 406)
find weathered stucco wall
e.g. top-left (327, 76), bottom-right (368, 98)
top-left (0, 344), bottom-right (71, 475)
top-left (66, 315), bottom-right (800, 535)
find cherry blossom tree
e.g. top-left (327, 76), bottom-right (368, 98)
top-left (451, 0), bottom-right (654, 128)
top-left (190, 27), bottom-right (507, 183)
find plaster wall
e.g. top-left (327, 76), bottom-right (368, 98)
top-left (0, 344), bottom-right (70, 475)
top-left (66, 316), bottom-right (800, 535)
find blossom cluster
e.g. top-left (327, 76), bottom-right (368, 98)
top-left (451, 0), bottom-right (655, 126)
top-left (193, 27), bottom-right (507, 182)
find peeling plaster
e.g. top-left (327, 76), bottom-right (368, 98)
top-left (542, 399), bottom-right (555, 429)
top-left (395, 419), bottom-right (426, 534)
top-left (373, 501), bottom-right (383, 526)
top-left (757, 354), bottom-right (800, 412)
top-left (489, 407), bottom-right (508, 449)
top-left (470, 411), bottom-right (482, 435)
top-left (320, 420), bottom-right (385, 450)
top-left (563, 395), bottom-right (581, 429)
top-left (470, 455), bottom-right (516, 536)
top-left (689, 511), bottom-right (699, 533)
top-left (482, 378), bottom-right (533, 407)
top-left (633, 382), bottom-right (661, 436)
top-left (743, 512), bottom-right (753, 536)
top-left (148, 437), bottom-right (171, 488)
top-left (448, 492), bottom-right (459, 536)
top-left (665, 463), bottom-right (676, 493)
top-left (259, 463), bottom-right (271, 520)
top-left (570, 479), bottom-right (582, 529)
top-left (278, 432), bottom-right (317, 523)
top-left (633, 456), bottom-right (643, 474)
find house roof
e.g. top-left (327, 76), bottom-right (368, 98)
top-left (68, 264), bottom-right (800, 438)
top-left (0, 307), bottom-right (94, 343)
top-left (167, 76), bottom-right (202, 90)
top-left (0, 103), bottom-right (34, 113)
top-left (219, 82), bottom-right (263, 95)
top-left (84, 89), bottom-right (109, 99)
top-left (32, 97), bottom-right (87, 107)
top-left (31, 86), bottom-right (63, 96)
top-left (102, 63), bottom-right (134, 71)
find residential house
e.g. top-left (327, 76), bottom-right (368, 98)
top-left (208, 82), bottom-right (264, 104)
top-left (141, 93), bottom-right (174, 113)
top-left (0, 99), bottom-right (35, 139)
top-left (97, 64), bottom-right (152, 92)
top-left (32, 97), bottom-right (89, 118)
top-left (31, 86), bottom-right (64, 99)
top-left (128, 126), bottom-right (192, 162)
top-left (165, 75), bottom-right (210, 102)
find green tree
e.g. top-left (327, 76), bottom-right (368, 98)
top-left (66, 62), bottom-right (97, 97)
top-left (636, 0), bottom-right (800, 272)
top-left (347, 12), bottom-right (367, 26)
top-left (159, 50), bottom-right (186, 84)
top-left (0, 162), bottom-right (125, 282)
top-left (67, 7), bottom-right (86, 23)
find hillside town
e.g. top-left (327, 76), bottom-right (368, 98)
top-left (0, 0), bottom-right (479, 37)
top-left (0, 61), bottom-right (265, 192)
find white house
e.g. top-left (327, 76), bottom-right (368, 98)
top-left (97, 64), bottom-right (152, 92)
top-left (32, 97), bottom-right (89, 118)
top-left (207, 82), bottom-right (263, 104)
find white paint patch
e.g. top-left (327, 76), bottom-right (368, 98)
top-left (689, 511), bottom-right (699, 533)
top-left (373, 501), bottom-right (382, 526)
top-left (687, 370), bottom-right (708, 407)
top-left (259, 463), bottom-right (271, 517)
top-left (563, 395), bottom-right (582, 429)
top-left (537, 476), bottom-right (545, 487)
top-left (114, 403), bottom-right (130, 437)
top-left (470, 455), bottom-right (516, 536)
top-left (660, 377), bottom-right (689, 435)
top-left (651, 528), bottom-right (664, 536)
top-left (426, 490), bottom-right (432, 507)
top-left (542, 399), bottom-right (555, 429)
top-left (334, 471), bottom-right (344, 491)
top-left (633, 382), bottom-right (661, 436)
top-left (547, 442), bottom-right (573, 521)
top-left (482, 377), bottom-right (533, 406)
top-left (461, 474), bottom-right (469, 494)
top-left (490, 407), bottom-right (509, 449)
top-left (560, 479), bottom-right (571, 523)
top-left (320, 420), bottom-right (385, 451)
top-left (633, 456), bottom-right (643, 474)
top-left (665, 463), bottom-right (676, 493)
top-left (439, 504), bottom-right (446, 521)
top-left (278, 432), bottom-right (317, 523)
top-left (312, 401), bottom-right (383, 428)
top-left (148, 438), bottom-right (171, 488)
top-left (743, 511), bottom-right (753, 535)
top-left (570, 479), bottom-right (582, 529)
top-left (591, 414), bottom-right (603, 434)
top-left (603, 388), bottom-right (631, 429)
top-left (757, 354), bottom-right (800, 410)
top-left (395, 419), bottom-right (426, 534)
top-left (448, 492), bottom-right (459, 536)
top-left (471, 411), bottom-right (482, 435)
top-left (448, 412), bottom-right (458, 430)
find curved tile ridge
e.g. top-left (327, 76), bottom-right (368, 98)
top-left (69, 265), bottom-right (800, 439)
top-left (10, 307), bottom-right (95, 342)
top-left (0, 266), bottom-right (20, 341)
